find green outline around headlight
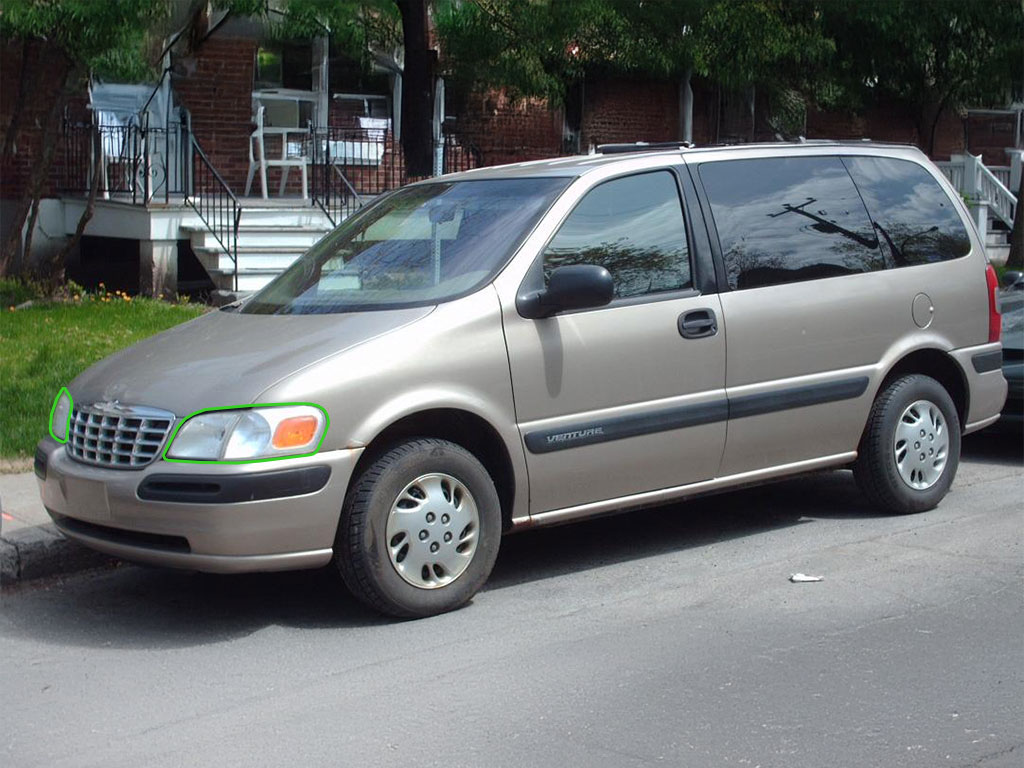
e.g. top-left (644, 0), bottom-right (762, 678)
top-left (161, 402), bottom-right (330, 464)
top-left (49, 387), bottom-right (73, 444)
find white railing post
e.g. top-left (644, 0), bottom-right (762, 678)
top-left (957, 153), bottom-right (987, 240)
top-left (961, 152), bottom-right (981, 200)
top-left (1008, 148), bottom-right (1023, 193)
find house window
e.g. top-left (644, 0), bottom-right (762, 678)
top-left (255, 41), bottom-right (313, 91)
top-left (254, 40), bottom-right (319, 128)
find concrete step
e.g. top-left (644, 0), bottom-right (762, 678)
top-left (987, 243), bottom-right (1010, 266)
top-left (185, 225), bottom-right (330, 252)
top-left (183, 205), bottom-right (339, 290)
top-left (208, 269), bottom-right (281, 292)
top-left (238, 207), bottom-right (335, 228)
top-left (194, 246), bottom-right (307, 274)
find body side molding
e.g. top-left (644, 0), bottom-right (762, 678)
top-left (523, 376), bottom-right (870, 454)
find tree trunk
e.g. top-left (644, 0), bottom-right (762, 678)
top-left (1, 40), bottom-right (35, 163)
top-left (0, 56), bottom-right (78, 277)
top-left (926, 99), bottom-right (950, 159)
top-left (1007, 171), bottom-right (1023, 271)
top-left (395, 0), bottom-right (435, 178)
top-left (20, 193), bottom-right (44, 278)
top-left (48, 125), bottom-right (103, 288)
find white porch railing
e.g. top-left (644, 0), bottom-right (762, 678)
top-left (991, 166), bottom-right (1012, 188)
top-left (936, 151), bottom-right (1019, 235)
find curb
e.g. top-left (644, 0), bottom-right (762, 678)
top-left (1, 523), bottom-right (116, 585)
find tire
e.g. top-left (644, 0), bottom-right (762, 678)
top-left (854, 374), bottom-right (961, 514)
top-left (335, 438), bottom-right (502, 618)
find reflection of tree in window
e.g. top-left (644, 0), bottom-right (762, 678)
top-left (843, 156), bottom-right (970, 267)
top-left (542, 171), bottom-right (691, 299)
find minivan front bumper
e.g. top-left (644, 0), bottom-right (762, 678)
top-left (36, 438), bottom-right (363, 573)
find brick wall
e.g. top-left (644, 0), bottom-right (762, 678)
top-left (807, 99), bottom-right (966, 160)
top-left (329, 98), bottom-right (366, 130)
top-left (449, 89), bottom-right (563, 165)
top-left (966, 112), bottom-right (1019, 166)
top-left (579, 77), bottom-right (681, 149)
top-left (0, 40), bottom-right (82, 201)
top-left (690, 79), bottom-right (718, 146)
top-left (173, 35), bottom-right (257, 194)
top-left (449, 76), bottom-right (702, 162)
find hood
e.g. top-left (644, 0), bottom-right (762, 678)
top-left (69, 305), bottom-right (434, 415)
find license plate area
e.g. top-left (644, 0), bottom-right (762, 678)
top-left (61, 476), bottom-right (111, 521)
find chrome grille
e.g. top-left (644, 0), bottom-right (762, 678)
top-left (67, 403), bottom-right (175, 469)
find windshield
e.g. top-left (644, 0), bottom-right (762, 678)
top-left (242, 177), bottom-right (569, 314)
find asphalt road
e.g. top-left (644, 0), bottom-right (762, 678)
top-left (3, 433), bottom-right (1021, 768)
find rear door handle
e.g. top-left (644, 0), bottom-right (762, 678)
top-left (678, 308), bottom-right (718, 339)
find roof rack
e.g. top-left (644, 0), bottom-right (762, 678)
top-left (596, 141), bottom-right (694, 155)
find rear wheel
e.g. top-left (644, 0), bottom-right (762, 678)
top-left (335, 438), bottom-right (501, 618)
top-left (854, 374), bottom-right (961, 514)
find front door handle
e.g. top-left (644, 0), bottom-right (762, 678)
top-left (678, 308), bottom-right (718, 339)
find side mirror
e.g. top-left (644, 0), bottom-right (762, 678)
top-left (518, 264), bottom-right (615, 319)
top-left (1001, 270), bottom-right (1023, 291)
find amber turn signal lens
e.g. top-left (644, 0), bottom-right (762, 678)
top-left (272, 416), bottom-right (319, 449)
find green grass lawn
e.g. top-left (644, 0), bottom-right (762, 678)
top-left (1, 297), bottom-right (206, 460)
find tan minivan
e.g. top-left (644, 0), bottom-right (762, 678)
top-left (38, 142), bottom-right (1007, 617)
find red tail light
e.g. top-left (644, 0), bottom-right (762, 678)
top-left (985, 264), bottom-right (1001, 343)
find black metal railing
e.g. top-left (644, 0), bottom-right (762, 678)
top-left (309, 127), bottom-right (484, 226)
top-left (440, 133), bottom-right (482, 175)
top-left (61, 119), bottom-right (189, 205)
top-left (183, 124), bottom-right (241, 291)
top-left (310, 126), bottom-right (406, 226)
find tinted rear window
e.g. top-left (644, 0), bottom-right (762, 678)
top-left (842, 156), bottom-right (970, 267)
top-left (699, 157), bottom-right (883, 290)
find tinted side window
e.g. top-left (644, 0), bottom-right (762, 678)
top-left (700, 157), bottom-right (883, 290)
top-left (543, 171), bottom-right (691, 299)
top-left (843, 156), bottom-right (970, 267)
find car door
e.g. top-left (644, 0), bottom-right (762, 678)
top-left (499, 168), bottom-right (727, 517)
top-left (691, 152), bottom-right (898, 476)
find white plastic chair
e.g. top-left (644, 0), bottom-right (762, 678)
top-left (244, 106), bottom-right (308, 199)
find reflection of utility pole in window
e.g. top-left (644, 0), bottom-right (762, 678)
top-left (769, 197), bottom-right (878, 249)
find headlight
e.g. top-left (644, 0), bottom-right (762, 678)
top-left (165, 404), bottom-right (328, 462)
top-left (49, 387), bottom-right (73, 443)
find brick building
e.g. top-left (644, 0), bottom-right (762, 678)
top-left (1, 17), bottom-right (1020, 294)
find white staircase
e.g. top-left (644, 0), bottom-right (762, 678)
top-left (184, 207), bottom-right (336, 292)
top-left (936, 150), bottom-right (1020, 265)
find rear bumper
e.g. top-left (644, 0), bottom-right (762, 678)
top-left (952, 342), bottom-right (1008, 434)
top-left (36, 438), bottom-right (363, 573)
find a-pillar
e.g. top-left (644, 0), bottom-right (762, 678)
top-left (139, 240), bottom-right (178, 299)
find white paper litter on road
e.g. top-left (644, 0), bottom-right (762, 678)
top-left (789, 573), bottom-right (823, 583)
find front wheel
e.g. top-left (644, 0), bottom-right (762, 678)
top-left (335, 438), bottom-right (501, 618)
top-left (854, 374), bottom-right (961, 514)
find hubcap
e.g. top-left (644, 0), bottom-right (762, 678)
top-left (385, 473), bottom-right (480, 589)
top-left (893, 399), bottom-right (949, 490)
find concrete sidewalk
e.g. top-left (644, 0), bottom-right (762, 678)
top-left (1, 471), bottom-right (113, 584)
